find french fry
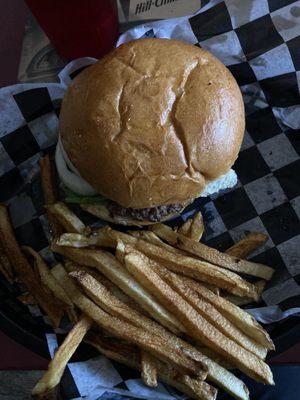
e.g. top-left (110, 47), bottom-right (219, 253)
top-left (57, 232), bottom-right (114, 248)
top-left (70, 271), bottom-right (208, 368)
top-left (177, 218), bottom-right (193, 236)
top-left (121, 248), bottom-right (268, 359)
top-left (141, 350), bottom-right (158, 387)
top-left (0, 205), bottom-right (63, 327)
top-left (70, 269), bottom-right (250, 398)
top-left (0, 240), bottom-right (14, 284)
top-left (124, 251), bottom-right (274, 385)
top-left (51, 265), bottom-right (251, 400)
top-left (151, 266), bottom-right (268, 359)
top-left (130, 230), bottom-right (165, 246)
top-left (18, 292), bottom-right (36, 305)
top-left (151, 224), bottom-right (274, 280)
top-left (186, 278), bottom-right (272, 349)
top-left (195, 345), bottom-right (234, 370)
top-left (134, 239), bottom-right (259, 299)
top-left (189, 212), bottom-right (205, 242)
top-left (32, 316), bottom-right (93, 398)
top-left (224, 280), bottom-right (267, 307)
top-left (51, 242), bottom-right (185, 334)
top-left (226, 233), bottom-right (268, 258)
top-left (46, 202), bottom-right (88, 234)
top-left (87, 333), bottom-right (218, 400)
top-left (65, 260), bottom-right (144, 313)
top-left (82, 227), bottom-right (258, 299)
top-left (54, 265), bottom-right (204, 376)
top-left (39, 155), bottom-right (62, 237)
top-left (23, 246), bottom-right (77, 323)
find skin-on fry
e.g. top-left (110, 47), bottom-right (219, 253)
top-left (186, 278), bottom-right (273, 349)
top-left (190, 212), bottom-right (204, 242)
top-left (153, 268), bottom-right (268, 359)
top-left (39, 155), bottom-right (62, 237)
top-left (65, 260), bottom-right (144, 313)
top-left (150, 224), bottom-right (274, 280)
top-left (134, 239), bottom-right (259, 299)
top-left (32, 316), bottom-right (93, 398)
top-left (51, 242), bottom-right (185, 334)
top-left (124, 251), bottom-right (274, 385)
top-left (22, 246), bottom-right (77, 323)
top-left (46, 202), bottom-right (88, 234)
top-left (177, 218), bottom-right (193, 236)
top-left (224, 280), bottom-right (267, 307)
top-left (55, 265), bottom-right (203, 376)
top-left (57, 232), bottom-right (114, 248)
top-left (70, 269), bottom-right (250, 399)
top-left (141, 350), bottom-right (158, 388)
top-left (70, 270), bottom-right (208, 368)
top-left (87, 333), bottom-right (217, 400)
top-left (226, 233), bottom-right (268, 258)
top-left (0, 240), bottom-right (14, 283)
top-left (82, 227), bottom-right (258, 299)
top-left (18, 292), bottom-right (36, 305)
top-left (50, 264), bottom-right (251, 400)
top-left (123, 248), bottom-right (268, 359)
top-left (0, 205), bottom-right (63, 327)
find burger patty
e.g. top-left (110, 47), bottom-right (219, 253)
top-left (108, 202), bottom-right (183, 222)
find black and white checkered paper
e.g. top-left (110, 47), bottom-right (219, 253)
top-left (0, 1), bottom-right (300, 398)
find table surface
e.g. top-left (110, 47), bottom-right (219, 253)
top-left (0, 0), bottom-right (299, 378)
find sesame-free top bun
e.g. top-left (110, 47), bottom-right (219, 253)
top-left (59, 38), bottom-right (245, 209)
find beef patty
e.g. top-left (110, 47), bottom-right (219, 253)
top-left (108, 202), bottom-right (183, 222)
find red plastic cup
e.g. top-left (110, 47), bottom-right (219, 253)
top-left (25, 0), bottom-right (119, 60)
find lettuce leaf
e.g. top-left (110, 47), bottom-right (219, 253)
top-left (64, 188), bottom-right (106, 204)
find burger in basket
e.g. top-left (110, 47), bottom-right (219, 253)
top-left (56, 38), bottom-right (245, 226)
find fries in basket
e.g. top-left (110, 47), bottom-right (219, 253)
top-left (0, 202), bottom-right (276, 400)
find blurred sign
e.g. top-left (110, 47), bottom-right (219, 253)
top-left (128, 0), bottom-right (201, 21)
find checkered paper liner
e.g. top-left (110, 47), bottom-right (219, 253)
top-left (0, 0), bottom-right (300, 398)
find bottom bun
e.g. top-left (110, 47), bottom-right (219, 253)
top-left (80, 203), bottom-right (187, 227)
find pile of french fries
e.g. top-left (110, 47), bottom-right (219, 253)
top-left (0, 156), bottom-right (276, 400)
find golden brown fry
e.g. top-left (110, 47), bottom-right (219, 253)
top-left (87, 330), bottom-right (249, 400)
top-left (70, 270), bottom-right (208, 369)
top-left (0, 205), bottom-right (63, 327)
top-left (32, 316), bottom-right (92, 398)
top-left (141, 350), bottom-right (158, 388)
top-left (130, 230), bottom-right (165, 245)
top-left (224, 280), bottom-right (267, 307)
top-left (178, 219), bottom-right (193, 236)
top-left (195, 345), bottom-right (234, 370)
top-left (91, 227), bottom-right (260, 299)
top-left (65, 260), bottom-right (143, 313)
top-left (55, 265), bottom-right (202, 376)
top-left (0, 240), bottom-right (14, 283)
top-left (151, 224), bottom-right (274, 280)
top-left (152, 267), bottom-right (267, 359)
top-left (87, 333), bottom-right (217, 400)
top-left (226, 233), bottom-right (268, 258)
top-left (51, 242), bottom-right (184, 334)
top-left (46, 202), bottom-right (88, 234)
top-left (57, 232), bottom-right (114, 248)
top-left (18, 292), bottom-right (36, 305)
top-left (39, 155), bottom-right (62, 237)
top-left (23, 246), bottom-right (77, 323)
top-left (189, 278), bottom-right (272, 349)
top-left (189, 212), bottom-right (204, 241)
top-left (181, 275), bottom-right (220, 296)
top-left (124, 251), bottom-right (274, 385)
top-left (134, 239), bottom-right (259, 299)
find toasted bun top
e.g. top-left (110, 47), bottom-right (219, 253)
top-left (60, 39), bottom-right (244, 208)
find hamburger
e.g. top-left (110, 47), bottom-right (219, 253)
top-left (56, 39), bottom-right (245, 226)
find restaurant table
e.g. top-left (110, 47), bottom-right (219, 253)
top-left (0, 0), bottom-right (300, 398)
